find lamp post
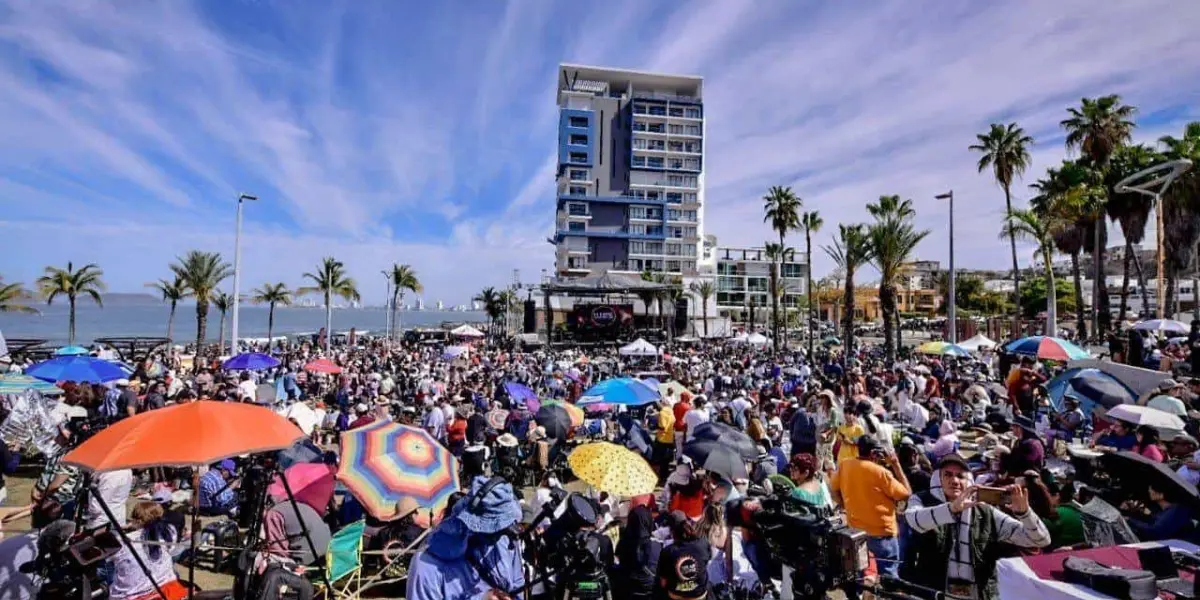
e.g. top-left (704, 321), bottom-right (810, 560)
top-left (936, 191), bottom-right (956, 343)
top-left (381, 270), bottom-right (392, 341)
top-left (230, 193), bottom-right (257, 355)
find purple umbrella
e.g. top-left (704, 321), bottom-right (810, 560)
top-left (504, 381), bottom-right (540, 411)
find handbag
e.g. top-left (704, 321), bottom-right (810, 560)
top-left (1062, 556), bottom-right (1157, 600)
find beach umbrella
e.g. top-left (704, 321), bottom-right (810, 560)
top-left (1103, 404), bottom-right (1185, 434)
top-left (503, 381), bottom-right (540, 411)
top-left (25, 356), bottom-right (128, 384)
top-left (1100, 451), bottom-right (1200, 507)
top-left (691, 422), bottom-right (758, 460)
top-left (543, 400), bottom-right (584, 428)
top-left (267, 463), bottom-right (336, 516)
top-left (682, 440), bottom-right (748, 481)
top-left (304, 358), bottom-right (342, 375)
top-left (1067, 369), bottom-right (1136, 409)
top-left (578, 377), bottom-right (659, 406)
top-left (486, 408), bottom-right (509, 430)
top-left (222, 352), bottom-right (281, 371)
top-left (568, 442), bottom-right (657, 497)
top-left (822, 335), bottom-right (841, 346)
top-left (1003, 336), bottom-right (1090, 361)
top-left (62, 401), bottom-right (304, 471)
top-left (337, 421), bottom-right (459, 520)
top-left (1133, 319), bottom-right (1190, 335)
top-left (0, 374), bottom-right (63, 395)
top-left (278, 438), bottom-right (325, 470)
top-left (915, 341), bottom-right (971, 357)
top-left (535, 404), bottom-right (572, 440)
top-left (53, 345), bottom-right (90, 356)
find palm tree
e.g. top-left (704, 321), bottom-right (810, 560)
top-left (0, 278), bottom-right (38, 314)
top-left (170, 251), bottom-right (233, 363)
top-left (763, 185), bottom-right (802, 351)
top-left (299, 257), bottom-right (361, 355)
top-left (970, 122), bottom-right (1035, 322)
top-left (1031, 161), bottom-right (1101, 337)
top-left (37, 262), bottom-right (106, 345)
top-left (1159, 122), bottom-right (1200, 318)
top-left (823, 224), bottom-right (873, 358)
top-left (1062, 95), bottom-right (1137, 333)
top-left (1001, 209), bottom-right (1060, 335)
top-left (474, 287), bottom-right (503, 338)
top-left (868, 207), bottom-right (929, 361)
top-left (800, 211), bottom-right (823, 358)
top-left (211, 291), bottom-right (232, 354)
top-left (653, 274), bottom-right (683, 341)
top-left (763, 243), bottom-right (793, 348)
top-left (146, 276), bottom-right (190, 343)
top-left (638, 270), bottom-right (661, 329)
top-left (251, 283), bottom-right (292, 348)
top-left (866, 194), bottom-right (916, 220)
top-left (388, 264), bottom-right (422, 340)
top-left (1104, 144), bottom-right (1162, 319)
top-left (688, 280), bottom-right (715, 337)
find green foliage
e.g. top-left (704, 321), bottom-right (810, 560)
top-left (1019, 276), bottom-right (1075, 319)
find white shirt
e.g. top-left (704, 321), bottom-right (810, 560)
top-left (86, 469), bottom-right (134, 529)
top-left (683, 408), bottom-right (710, 442)
top-left (238, 380), bottom-right (257, 402)
top-left (900, 402), bottom-right (929, 431)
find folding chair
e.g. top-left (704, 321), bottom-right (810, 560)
top-left (323, 520), bottom-right (366, 599)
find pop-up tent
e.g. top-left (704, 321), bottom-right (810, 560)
top-left (619, 338), bottom-right (660, 357)
top-left (450, 324), bottom-right (485, 338)
top-left (957, 333), bottom-right (997, 351)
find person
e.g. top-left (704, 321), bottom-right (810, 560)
top-left (30, 420), bottom-right (81, 526)
top-left (613, 505), bottom-right (660, 600)
top-left (1135, 425), bottom-right (1165, 462)
top-left (423, 398), bottom-right (447, 442)
top-left (829, 436), bottom-right (911, 579)
top-left (347, 403), bottom-right (375, 430)
top-left (902, 454), bottom-right (1050, 599)
top-left (654, 510), bottom-right (711, 600)
top-left (789, 395), bottom-right (819, 457)
top-left (673, 393), bottom-right (692, 457)
top-left (897, 439), bottom-right (932, 495)
top-left (237, 372), bottom-right (257, 403)
top-left (652, 399), bottom-right (676, 480)
top-left (834, 405), bottom-right (867, 464)
top-left (1126, 480), bottom-right (1196, 542)
top-left (108, 502), bottom-right (189, 600)
top-left (85, 468), bottom-right (134, 529)
top-left (261, 487), bottom-right (332, 567)
top-left (1190, 319), bottom-right (1200, 375)
top-left (1093, 418), bottom-right (1138, 451)
top-left (197, 460), bottom-right (238, 517)
top-left (407, 476), bottom-right (525, 600)
top-left (1051, 397), bottom-right (1085, 441)
top-left (1147, 379), bottom-right (1188, 416)
top-left (683, 395), bottom-right (710, 443)
top-left (787, 453), bottom-right (832, 511)
top-left (447, 405), bottom-right (469, 456)
top-left (461, 432), bottom-right (490, 480)
top-left (1008, 417), bottom-right (1045, 473)
top-left (1044, 480), bottom-right (1086, 549)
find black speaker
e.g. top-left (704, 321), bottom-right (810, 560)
top-left (523, 300), bottom-right (536, 333)
top-left (674, 298), bottom-right (689, 332)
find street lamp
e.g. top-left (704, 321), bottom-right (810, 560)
top-left (935, 191), bottom-right (956, 343)
top-left (230, 193), bottom-right (257, 355)
top-left (1115, 159), bottom-right (1192, 319)
top-left (381, 270), bottom-right (392, 341)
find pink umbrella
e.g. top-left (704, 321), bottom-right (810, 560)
top-left (268, 463), bottom-right (336, 515)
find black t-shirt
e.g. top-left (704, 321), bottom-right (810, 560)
top-left (466, 413), bottom-right (489, 443)
top-left (655, 538), bottom-right (711, 600)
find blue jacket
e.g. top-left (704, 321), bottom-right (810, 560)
top-left (406, 518), bottom-right (525, 600)
top-left (1130, 503), bottom-right (1195, 542)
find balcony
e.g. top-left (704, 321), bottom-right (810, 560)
top-left (555, 226), bottom-right (666, 240)
top-left (632, 91), bottom-right (701, 104)
top-left (558, 192), bottom-right (665, 205)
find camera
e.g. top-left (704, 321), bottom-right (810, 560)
top-left (21, 520), bottom-right (121, 600)
top-left (526, 492), bottom-right (614, 600)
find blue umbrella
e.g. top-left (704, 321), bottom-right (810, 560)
top-left (25, 356), bottom-right (127, 383)
top-left (578, 377), bottom-right (660, 406)
top-left (54, 345), bottom-right (90, 356)
top-left (503, 381), bottom-right (540, 411)
top-left (1046, 368), bottom-right (1136, 413)
top-left (222, 352), bottom-right (281, 371)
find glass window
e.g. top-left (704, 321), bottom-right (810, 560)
top-left (569, 152), bottom-right (588, 164)
top-left (648, 140), bottom-right (665, 150)
top-left (668, 107), bottom-right (684, 117)
top-left (646, 157), bottom-right (664, 168)
top-left (645, 191), bottom-right (660, 201)
top-left (633, 138), bottom-right (647, 150)
top-left (633, 121), bottom-right (647, 132)
top-left (647, 123), bottom-right (665, 133)
top-left (668, 124), bottom-right (684, 134)
top-left (668, 159), bottom-right (683, 170)
top-left (668, 141), bottom-right (684, 152)
top-left (570, 169), bottom-right (589, 181)
top-left (667, 260), bottom-right (681, 272)
top-left (567, 221), bottom-right (585, 232)
top-left (685, 107), bottom-right (701, 118)
top-left (569, 134), bottom-right (588, 145)
top-left (633, 104), bottom-right (648, 115)
top-left (568, 185), bottom-right (587, 195)
top-left (666, 192), bottom-right (683, 204)
top-left (568, 116), bottom-right (589, 128)
top-left (632, 156), bottom-right (646, 167)
top-left (649, 105), bottom-right (666, 116)
top-left (568, 203), bottom-right (588, 216)
top-left (630, 241), bottom-right (645, 254)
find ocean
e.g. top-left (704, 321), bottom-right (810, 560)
top-left (0, 301), bottom-right (488, 345)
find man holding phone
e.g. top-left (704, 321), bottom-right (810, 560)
top-left (902, 454), bottom-right (1050, 599)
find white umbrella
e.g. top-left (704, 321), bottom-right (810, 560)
top-left (1104, 404), bottom-right (1185, 434)
top-left (619, 338), bottom-right (660, 357)
top-left (1133, 319), bottom-right (1189, 335)
top-left (450, 324), bottom-right (486, 338)
top-left (957, 333), bottom-right (997, 352)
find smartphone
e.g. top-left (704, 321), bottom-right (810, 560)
top-left (976, 486), bottom-right (1011, 505)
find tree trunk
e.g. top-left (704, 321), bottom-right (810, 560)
top-left (895, 306), bottom-right (903, 353)
top-left (770, 262), bottom-right (781, 352)
top-left (392, 292), bottom-right (403, 340)
top-left (195, 302), bottom-right (209, 372)
top-left (1092, 219), bottom-right (1102, 339)
top-left (1133, 247), bottom-right (1150, 318)
top-left (324, 291), bottom-right (333, 355)
top-left (806, 231), bottom-right (815, 359)
top-left (167, 302), bottom-right (176, 343)
top-left (267, 304), bottom-right (275, 349)
top-left (68, 297), bottom-right (76, 345)
top-left (1004, 184), bottom-right (1022, 326)
top-left (1166, 272), bottom-right (1177, 318)
top-left (1045, 253), bottom-right (1058, 337)
top-left (1119, 240), bottom-right (1132, 322)
top-left (842, 270), bottom-right (856, 364)
top-left (881, 285), bottom-right (896, 361)
top-left (217, 312), bottom-right (227, 356)
top-left (1071, 252), bottom-right (1087, 341)
top-left (702, 297), bottom-right (709, 337)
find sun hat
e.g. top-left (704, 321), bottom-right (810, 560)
top-left (454, 476), bottom-right (523, 534)
top-left (496, 433), bottom-right (519, 448)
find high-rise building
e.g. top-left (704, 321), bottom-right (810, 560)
top-left (553, 64), bottom-right (707, 280)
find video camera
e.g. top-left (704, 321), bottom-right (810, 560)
top-left (525, 491), bottom-right (614, 600)
top-left (21, 520), bottom-right (121, 600)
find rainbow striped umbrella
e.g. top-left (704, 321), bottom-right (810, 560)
top-left (337, 421), bottom-right (460, 520)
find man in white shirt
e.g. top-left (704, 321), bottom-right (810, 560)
top-left (237, 373), bottom-right (257, 402)
top-left (86, 469), bottom-right (134, 529)
top-left (683, 395), bottom-right (711, 443)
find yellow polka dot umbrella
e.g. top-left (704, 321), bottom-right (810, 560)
top-left (567, 441), bottom-right (657, 498)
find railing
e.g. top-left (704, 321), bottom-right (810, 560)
top-left (558, 192), bottom-right (666, 205)
top-left (633, 91), bottom-right (701, 103)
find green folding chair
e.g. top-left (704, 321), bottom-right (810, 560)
top-left (323, 520), bottom-right (366, 599)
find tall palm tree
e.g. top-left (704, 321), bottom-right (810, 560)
top-left (388, 264), bottom-right (422, 340)
top-left (170, 251), bottom-right (232, 364)
top-left (868, 208), bottom-right (929, 361)
top-left (1031, 161), bottom-right (1101, 337)
top-left (688, 280), bottom-right (715, 337)
top-left (1001, 209), bottom-right (1060, 335)
top-left (639, 270), bottom-right (661, 329)
top-left (653, 274), bottom-right (683, 341)
top-left (866, 195), bottom-right (921, 352)
top-left (146, 276), bottom-right (190, 343)
top-left (970, 122), bottom-right (1035, 322)
top-left (1104, 144), bottom-right (1162, 319)
top-left (763, 185), bottom-right (802, 351)
top-left (251, 283), bottom-right (292, 348)
top-left (1159, 122), bottom-right (1200, 318)
top-left (763, 243), bottom-right (794, 347)
top-left (474, 287), bottom-right (503, 338)
top-left (800, 211), bottom-right (823, 358)
top-left (1062, 95), bottom-right (1137, 333)
top-left (0, 277), bottom-right (38, 314)
top-left (299, 257), bottom-right (361, 355)
top-left (823, 224), bottom-right (873, 358)
top-left (37, 262), bottom-right (106, 345)
top-left (211, 291), bottom-right (232, 354)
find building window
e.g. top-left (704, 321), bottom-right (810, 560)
top-left (668, 141), bottom-right (684, 152)
top-left (568, 116), bottom-right (588, 128)
top-left (633, 138), bottom-right (647, 150)
top-left (668, 159), bottom-right (683, 170)
top-left (684, 192), bottom-right (697, 203)
top-left (782, 264), bottom-right (805, 278)
top-left (632, 156), bottom-right (646, 167)
top-left (569, 169), bottom-right (589, 181)
top-left (633, 121), bottom-right (647, 132)
top-left (648, 139), bottom-right (665, 150)
top-left (646, 157), bottom-right (664, 168)
top-left (645, 190), bottom-right (660, 202)
top-left (667, 260), bottom-right (682, 273)
top-left (666, 192), bottom-right (683, 204)
top-left (685, 107), bottom-right (702, 118)
top-left (567, 221), bottom-right (585, 232)
top-left (569, 134), bottom-right (588, 146)
top-left (667, 175), bottom-right (697, 188)
top-left (684, 158), bottom-right (700, 170)
top-left (569, 152), bottom-right (588, 164)
top-left (567, 203), bottom-right (588, 216)
top-left (647, 123), bottom-right (665, 133)
top-left (568, 185), bottom-right (587, 196)
top-left (668, 107), bottom-right (684, 117)
top-left (633, 104), bottom-right (648, 115)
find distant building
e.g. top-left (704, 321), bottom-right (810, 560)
top-left (715, 246), bottom-right (808, 321)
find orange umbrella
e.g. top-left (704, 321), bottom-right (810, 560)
top-left (63, 401), bottom-right (304, 471)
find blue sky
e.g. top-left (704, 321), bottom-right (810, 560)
top-left (1, 0), bottom-right (1199, 305)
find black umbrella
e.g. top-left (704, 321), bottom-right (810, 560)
top-left (535, 404), bottom-right (572, 440)
top-left (683, 439), bottom-right (748, 481)
top-left (691, 422), bottom-right (758, 460)
top-left (1100, 451), bottom-right (1200, 507)
top-left (1067, 371), bottom-right (1135, 408)
top-left (621, 421), bottom-right (653, 458)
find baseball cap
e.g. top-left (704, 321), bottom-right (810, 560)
top-left (936, 453), bottom-right (970, 472)
top-left (216, 459), bottom-right (236, 472)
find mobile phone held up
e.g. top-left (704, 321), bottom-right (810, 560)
top-left (976, 486), bottom-right (1011, 506)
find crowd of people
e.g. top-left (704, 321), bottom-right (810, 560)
top-left (3, 325), bottom-right (1200, 600)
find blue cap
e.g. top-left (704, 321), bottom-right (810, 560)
top-left (217, 459), bottom-right (236, 472)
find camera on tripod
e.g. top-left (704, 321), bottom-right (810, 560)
top-left (526, 492), bottom-right (614, 600)
top-left (21, 520), bottom-right (122, 599)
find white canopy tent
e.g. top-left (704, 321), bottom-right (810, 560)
top-left (619, 338), bottom-right (660, 357)
top-left (957, 333), bottom-right (997, 352)
top-left (746, 332), bottom-right (769, 346)
top-left (450, 324), bottom-right (486, 338)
